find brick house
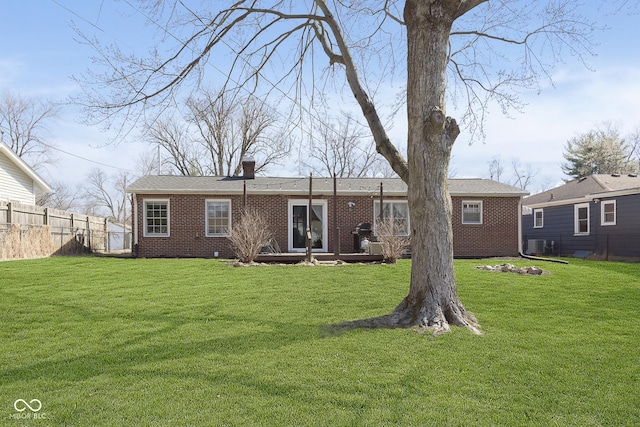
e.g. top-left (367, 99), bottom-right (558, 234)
top-left (127, 161), bottom-right (528, 259)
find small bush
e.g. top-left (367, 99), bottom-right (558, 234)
top-left (375, 219), bottom-right (410, 264)
top-left (227, 208), bottom-right (273, 263)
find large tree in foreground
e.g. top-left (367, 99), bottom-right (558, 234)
top-left (76, 1), bottom-right (599, 334)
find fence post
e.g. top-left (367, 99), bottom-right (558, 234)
top-left (86, 217), bottom-right (91, 251)
top-left (105, 218), bottom-right (109, 252)
top-left (44, 208), bottom-right (49, 226)
top-left (7, 202), bottom-right (12, 224)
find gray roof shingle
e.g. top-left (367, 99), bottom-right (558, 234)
top-left (523, 174), bottom-right (640, 206)
top-left (127, 175), bottom-right (528, 197)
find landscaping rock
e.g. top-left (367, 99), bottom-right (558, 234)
top-left (475, 263), bottom-right (548, 275)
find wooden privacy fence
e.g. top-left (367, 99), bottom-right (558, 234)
top-left (0, 201), bottom-right (109, 260)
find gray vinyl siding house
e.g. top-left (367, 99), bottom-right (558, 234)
top-left (522, 174), bottom-right (640, 260)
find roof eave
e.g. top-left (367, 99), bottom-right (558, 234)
top-left (126, 188), bottom-right (409, 197)
top-left (452, 191), bottom-right (528, 198)
top-left (590, 187), bottom-right (640, 198)
top-left (0, 142), bottom-right (53, 194)
top-left (523, 195), bottom-right (593, 208)
top-left (127, 188), bottom-right (527, 197)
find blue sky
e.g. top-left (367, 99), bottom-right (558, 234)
top-left (1, 1), bottom-right (639, 194)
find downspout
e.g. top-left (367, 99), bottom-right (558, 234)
top-left (518, 196), bottom-right (568, 264)
top-left (517, 196), bottom-right (523, 256)
top-left (132, 193), bottom-right (139, 257)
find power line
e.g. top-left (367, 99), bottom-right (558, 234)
top-left (51, 1), bottom-right (393, 175)
top-left (112, 1), bottom-right (386, 147)
top-left (40, 141), bottom-right (134, 172)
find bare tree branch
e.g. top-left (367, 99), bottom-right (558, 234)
top-left (315, 0), bottom-right (409, 181)
top-left (144, 88), bottom-right (291, 176)
top-left (300, 111), bottom-right (385, 177)
top-left (0, 91), bottom-right (61, 169)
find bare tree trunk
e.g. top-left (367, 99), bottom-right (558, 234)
top-left (390, 0), bottom-right (480, 335)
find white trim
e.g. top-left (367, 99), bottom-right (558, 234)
top-left (287, 199), bottom-right (328, 252)
top-left (462, 200), bottom-right (483, 224)
top-left (205, 199), bottom-right (232, 237)
top-left (130, 188), bottom-right (527, 198)
top-left (591, 187), bottom-right (640, 199)
top-left (600, 200), bottom-right (616, 226)
top-left (133, 194), bottom-right (138, 246)
top-left (143, 198), bottom-right (170, 237)
top-left (0, 141), bottom-right (52, 194)
top-left (574, 203), bottom-right (590, 236)
top-left (518, 198), bottom-right (523, 254)
top-left (533, 208), bottom-right (544, 228)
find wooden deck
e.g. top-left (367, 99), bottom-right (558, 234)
top-left (255, 252), bottom-right (384, 263)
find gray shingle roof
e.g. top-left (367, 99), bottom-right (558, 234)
top-left (523, 174), bottom-right (640, 206)
top-left (127, 175), bottom-right (528, 197)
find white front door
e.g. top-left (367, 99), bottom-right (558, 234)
top-left (288, 200), bottom-right (328, 252)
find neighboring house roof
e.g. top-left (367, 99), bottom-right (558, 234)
top-left (0, 141), bottom-right (53, 199)
top-left (523, 174), bottom-right (640, 208)
top-left (127, 175), bottom-right (528, 197)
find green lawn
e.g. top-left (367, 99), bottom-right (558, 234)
top-left (1, 257), bottom-right (639, 426)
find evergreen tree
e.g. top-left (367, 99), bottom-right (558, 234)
top-left (562, 126), bottom-right (638, 179)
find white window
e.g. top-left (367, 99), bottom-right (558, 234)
top-left (144, 199), bottom-right (169, 237)
top-left (533, 208), bottom-right (544, 228)
top-left (206, 199), bottom-right (232, 237)
top-left (374, 201), bottom-right (410, 236)
top-left (574, 203), bottom-right (590, 235)
top-left (462, 201), bottom-right (483, 224)
top-left (601, 200), bottom-right (616, 226)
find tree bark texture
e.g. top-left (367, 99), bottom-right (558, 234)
top-left (391, 0), bottom-right (480, 334)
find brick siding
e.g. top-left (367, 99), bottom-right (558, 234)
top-left (452, 196), bottom-right (521, 257)
top-left (133, 193), bottom-right (521, 258)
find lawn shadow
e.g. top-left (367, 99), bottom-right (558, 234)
top-left (320, 314), bottom-right (400, 337)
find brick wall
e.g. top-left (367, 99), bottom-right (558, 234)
top-left (133, 193), bottom-right (521, 258)
top-left (451, 196), bottom-right (521, 257)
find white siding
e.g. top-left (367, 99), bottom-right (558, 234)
top-left (0, 150), bottom-right (36, 204)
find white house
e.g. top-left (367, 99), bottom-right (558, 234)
top-left (0, 141), bottom-right (52, 204)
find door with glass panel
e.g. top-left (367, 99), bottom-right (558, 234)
top-left (288, 200), bottom-right (327, 252)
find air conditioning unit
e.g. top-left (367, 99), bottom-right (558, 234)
top-left (527, 239), bottom-right (545, 255)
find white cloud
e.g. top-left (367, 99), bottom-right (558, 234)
top-left (0, 59), bottom-right (25, 89)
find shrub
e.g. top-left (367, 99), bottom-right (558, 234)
top-left (227, 208), bottom-right (273, 263)
top-left (375, 219), bottom-right (410, 264)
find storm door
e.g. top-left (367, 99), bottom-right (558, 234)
top-left (288, 200), bottom-right (328, 252)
